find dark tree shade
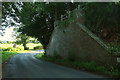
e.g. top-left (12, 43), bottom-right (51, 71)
top-left (2, 2), bottom-right (80, 49)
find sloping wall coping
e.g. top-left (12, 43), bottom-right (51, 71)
top-left (76, 22), bottom-right (109, 51)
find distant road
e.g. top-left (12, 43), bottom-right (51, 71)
top-left (2, 52), bottom-right (109, 78)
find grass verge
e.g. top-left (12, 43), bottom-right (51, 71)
top-left (2, 51), bottom-right (18, 63)
top-left (36, 53), bottom-right (120, 78)
top-left (2, 51), bottom-right (18, 71)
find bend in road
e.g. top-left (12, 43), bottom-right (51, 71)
top-left (2, 53), bottom-right (110, 78)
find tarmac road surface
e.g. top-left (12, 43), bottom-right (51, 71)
top-left (2, 53), bottom-right (110, 78)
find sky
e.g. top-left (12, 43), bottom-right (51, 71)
top-left (0, 27), bottom-right (15, 41)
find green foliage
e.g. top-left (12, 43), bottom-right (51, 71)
top-left (107, 43), bottom-right (120, 53)
top-left (15, 46), bottom-right (24, 51)
top-left (36, 54), bottom-right (120, 78)
top-left (5, 41), bottom-right (14, 44)
top-left (13, 28), bottom-right (31, 50)
top-left (33, 45), bottom-right (43, 50)
top-left (26, 43), bottom-right (42, 50)
top-left (96, 66), bottom-right (106, 72)
top-left (0, 43), bottom-right (41, 51)
top-left (2, 2), bottom-right (120, 48)
top-left (56, 14), bottom-right (74, 28)
top-left (2, 2), bottom-right (80, 49)
top-left (36, 53), bottom-right (43, 59)
top-left (77, 61), bottom-right (97, 71)
top-left (2, 51), bottom-right (18, 63)
top-left (24, 47), bottom-right (29, 50)
top-left (81, 2), bottom-right (120, 37)
top-left (2, 46), bottom-right (24, 51)
top-left (36, 54), bottom-right (54, 61)
top-left (2, 47), bottom-right (14, 51)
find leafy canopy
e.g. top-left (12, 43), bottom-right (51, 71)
top-left (2, 2), bottom-right (80, 48)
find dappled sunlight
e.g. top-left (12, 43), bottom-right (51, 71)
top-left (17, 49), bottom-right (45, 54)
top-left (1, 2), bottom-right (120, 78)
top-left (26, 43), bottom-right (42, 50)
top-left (0, 44), bottom-right (24, 49)
top-left (0, 43), bottom-right (43, 51)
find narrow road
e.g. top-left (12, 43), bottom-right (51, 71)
top-left (2, 52), bottom-right (109, 78)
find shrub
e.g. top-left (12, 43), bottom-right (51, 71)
top-left (36, 53), bottom-right (43, 59)
top-left (107, 43), bottom-right (120, 52)
top-left (36, 53), bottom-right (120, 78)
top-left (34, 46), bottom-right (43, 50)
top-left (2, 48), bottom-right (7, 51)
top-left (2, 46), bottom-right (24, 51)
top-left (3, 47), bottom-right (14, 51)
top-left (24, 47), bottom-right (29, 50)
top-left (96, 66), bottom-right (106, 72)
top-left (15, 46), bottom-right (24, 51)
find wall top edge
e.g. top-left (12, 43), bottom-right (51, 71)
top-left (1, 0), bottom-right (120, 2)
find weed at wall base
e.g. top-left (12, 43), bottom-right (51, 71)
top-left (35, 53), bottom-right (120, 78)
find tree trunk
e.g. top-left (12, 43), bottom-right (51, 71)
top-left (42, 44), bottom-right (47, 55)
top-left (23, 39), bottom-right (27, 50)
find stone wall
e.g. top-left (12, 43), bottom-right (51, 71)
top-left (47, 5), bottom-right (117, 66)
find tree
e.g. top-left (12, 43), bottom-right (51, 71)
top-left (2, 2), bottom-right (80, 50)
top-left (0, 2), bottom-right (3, 36)
top-left (3, 2), bottom-right (120, 49)
top-left (13, 28), bottom-right (30, 50)
top-left (81, 2), bottom-right (120, 43)
top-left (81, 2), bottom-right (120, 34)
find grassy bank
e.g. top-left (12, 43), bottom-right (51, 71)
top-left (1, 43), bottom-right (43, 63)
top-left (0, 43), bottom-right (42, 50)
top-left (1, 51), bottom-right (18, 72)
top-left (2, 51), bottom-right (18, 63)
top-left (36, 53), bottom-right (120, 78)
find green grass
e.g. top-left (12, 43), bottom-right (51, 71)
top-left (26, 43), bottom-right (42, 50)
top-left (36, 53), bottom-right (120, 78)
top-left (0, 43), bottom-right (43, 63)
top-left (2, 51), bottom-right (18, 63)
top-left (36, 53), bottom-right (43, 59)
top-left (0, 43), bottom-right (42, 50)
top-left (0, 44), bottom-right (23, 49)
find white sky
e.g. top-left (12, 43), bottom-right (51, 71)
top-left (0, 27), bottom-right (15, 41)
